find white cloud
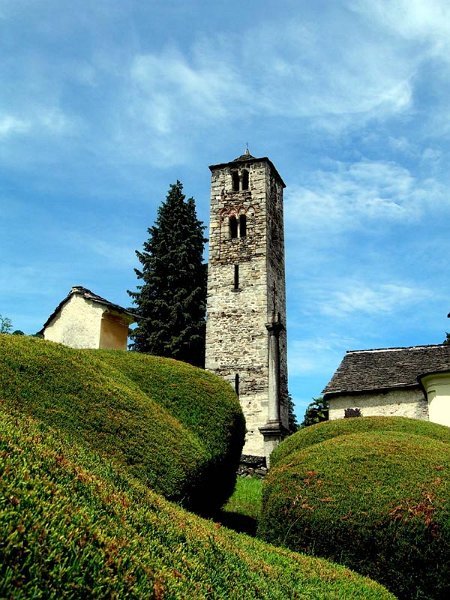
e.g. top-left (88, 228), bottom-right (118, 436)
top-left (317, 282), bottom-right (431, 318)
top-left (284, 159), bottom-right (444, 237)
top-left (0, 115), bottom-right (30, 137)
top-left (0, 2), bottom-right (435, 167)
top-left (0, 108), bottom-right (76, 141)
top-left (129, 49), bottom-right (248, 134)
top-left (0, 265), bottom-right (53, 297)
top-left (353, 0), bottom-right (450, 49)
top-left (111, 8), bottom-right (422, 160)
top-left (65, 232), bottom-right (136, 270)
top-left (288, 334), bottom-right (356, 376)
top-left (230, 15), bottom-right (416, 122)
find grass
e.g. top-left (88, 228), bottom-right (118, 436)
top-left (0, 334), bottom-right (245, 513)
top-left (224, 477), bottom-right (263, 520)
top-left (259, 418), bottom-right (450, 600)
top-left (0, 408), bottom-right (396, 599)
top-left (218, 477), bottom-right (263, 535)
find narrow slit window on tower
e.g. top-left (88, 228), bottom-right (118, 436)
top-left (235, 373), bottom-right (240, 396)
top-left (239, 214), bottom-right (247, 237)
top-left (234, 264), bottom-right (239, 290)
top-left (242, 169), bottom-right (249, 190)
top-left (229, 215), bottom-right (238, 239)
top-left (232, 171), bottom-right (240, 192)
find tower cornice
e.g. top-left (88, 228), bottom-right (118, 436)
top-left (209, 156), bottom-right (286, 188)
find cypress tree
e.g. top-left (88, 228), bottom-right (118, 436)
top-left (128, 181), bottom-right (207, 367)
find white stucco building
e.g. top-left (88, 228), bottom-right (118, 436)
top-left (40, 286), bottom-right (135, 350)
top-left (323, 343), bottom-right (450, 427)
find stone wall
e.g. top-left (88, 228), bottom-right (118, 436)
top-left (328, 388), bottom-right (428, 421)
top-left (237, 455), bottom-right (268, 478)
top-left (206, 156), bottom-right (289, 457)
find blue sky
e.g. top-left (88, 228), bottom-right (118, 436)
top-left (1, 0), bottom-right (450, 420)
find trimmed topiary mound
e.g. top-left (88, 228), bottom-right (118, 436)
top-left (259, 419), bottom-right (450, 600)
top-left (271, 415), bottom-right (450, 467)
top-left (95, 349), bottom-right (246, 513)
top-left (0, 409), bottom-right (395, 599)
top-left (0, 334), bottom-right (245, 513)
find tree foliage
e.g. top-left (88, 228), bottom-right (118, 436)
top-left (128, 181), bottom-right (207, 367)
top-left (0, 314), bottom-right (12, 334)
top-left (287, 392), bottom-right (298, 434)
top-left (443, 332), bottom-right (450, 345)
top-left (300, 396), bottom-right (329, 428)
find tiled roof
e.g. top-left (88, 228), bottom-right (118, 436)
top-left (233, 150), bottom-right (255, 161)
top-left (40, 286), bottom-right (136, 332)
top-left (323, 344), bottom-right (450, 398)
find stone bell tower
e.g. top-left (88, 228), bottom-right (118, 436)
top-left (205, 150), bottom-right (289, 461)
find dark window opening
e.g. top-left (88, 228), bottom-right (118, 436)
top-left (235, 373), bottom-right (240, 396)
top-left (232, 171), bottom-right (240, 191)
top-left (242, 169), bottom-right (249, 190)
top-left (234, 264), bottom-right (239, 290)
top-left (229, 216), bottom-right (238, 238)
top-left (239, 214), bottom-right (247, 237)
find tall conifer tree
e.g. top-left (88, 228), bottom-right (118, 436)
top-left (128, 181), bottom-right (207, 367)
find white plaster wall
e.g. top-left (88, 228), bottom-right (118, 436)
top-left (328, 388), bottom-right (428, 421)
top-left (99, 312), bottom-right (129, 350)
top-left (421, 373), bottom-right (450, 427)
top-left (44, 295), bottom-right (104, 349)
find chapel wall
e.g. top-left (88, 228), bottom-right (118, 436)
top-left (328, 388), bottom-right (428, 421)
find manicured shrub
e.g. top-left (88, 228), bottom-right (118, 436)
top-left (271, 415), bottom-right (450, 467)
top-left (95, 349), bottom-right (246, 513)
top-left (0, 334), bottom-right (244, 513)
top-left (0, 409), bottom-right (395, 599)
top-left (259, 418), bottom-right (450, 599)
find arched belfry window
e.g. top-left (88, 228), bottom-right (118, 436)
top-left (232, 171), bottom-right (239, 192)
top-left (239, 214), bottom-right (247, 237)
top-left (229, 215), bottom-right (238, 239)
top-left (242, 169), bottom-right (249, 190)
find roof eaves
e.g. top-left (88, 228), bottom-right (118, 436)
top-left (323, 382), bottom-right (420, 399)
top-left (40, 286), bottom-right (137, 333)
top-left (345, 343), bottom-right (447, 354)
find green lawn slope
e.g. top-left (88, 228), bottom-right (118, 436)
top-left (0, 334), bottom-right (245, 513)
top-left (0, 409), bottom-right (395, 599)
top-left (259, 418), bottom-right (450, 600)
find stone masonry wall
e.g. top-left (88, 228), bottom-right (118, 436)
top-left (206, 156), bottom-right (288, 457)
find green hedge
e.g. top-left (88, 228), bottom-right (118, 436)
top-left (96, 349), bottom-right (245, 513)
top-left (271, 415), bottom-right (450, 466)
top-left (259, 418), bottom-right (450, 599)
top-left (0, 335), bottom-right (244, 513)
top-left (0, 409), bottom-right (395, 599)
